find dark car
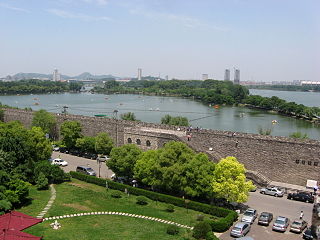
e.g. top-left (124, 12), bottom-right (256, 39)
top-left (287, 191), bottom-right (314, 203)
top-left (59, 147), bottom-right (69, 153)
top-left (303, 228), bottom-right (314, 240)
top-left (258, 212), bottom-right (273, 226)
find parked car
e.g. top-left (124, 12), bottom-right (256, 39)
top-left (96, 155), bottom-right (111, 162)
top-left (260, 186), bottom-right (284, 197)
top-left (52, 145), bottom-right (60, 151)
top-left (287, 191), bottom-right (314, 203)
top-left (76, 166), bottom-right (96, 176)
top-left (290, 219), bottom-right (308, 233)
top-left (51, 158), bottom-right (68, 166)
top-left (230, 222), bottom-right (251, 238)
top-left (272, 216), bottom-right (290, 232)
top-left (258, 212), bottom-right (273, 226)
top-left (303, 228), bottom-right (314, 239)
top-left (241, 209), bottom-right (257, 224)
top-left (59, 147), bottom-right (69, 153)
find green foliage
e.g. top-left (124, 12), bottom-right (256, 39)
top-left (60, 121), bottom-right (83, 149)
top-left (95, 132), bottom-right (114, 155)
top-left (120, 112), bottom-right (139, 121)
top-left (196, 214), bottom-right (204, 221)
top-left (0, 200), bottom-right (12, 215)
top-left (205, 232), bottom-right (219, 240)
top-left (134, 141), bottom-right (215, 198)
top-left (136, 196), bottom-right (149, 205)
top-left (29, 127), bottom-right (52, 162)
top-left (107, 144), bottom-right (142, 178)
top-left (193, 221), bottom-right (212, 239)
top-left (211, 156), bottom-right (254, 203)
top-left (0, 79), bottom-right (81, 94)
top-left (166, 225), bottom-right (179, 235)
top-left (289, 132), bottom-right (309, 139)
top-left (110, 191), bottom-right (122, 198)
top-left (32, 109), bottom-right (57, 139)
top-left (161, 114), bottom-right (189, 126)
top-left (34, 161), bottom-right (68, 184)
top-left (70, 171), bottom-right (237, 230)
top-left (258, 126), bottom-right (272, 135)
top-left (0, 109), bottom-right (4, 122)
top-left (36, 172), bottom-right (49, 190)
top-left (166, 204), bottom-right (175, 212)
top-left (76, 136), bottom-right (96, 153)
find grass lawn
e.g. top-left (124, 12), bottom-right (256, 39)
top-left (22, 179), bottom-right (220, 240)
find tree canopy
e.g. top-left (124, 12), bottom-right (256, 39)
top-left (211, 156), bottom-right (253, 203)
top-left (60, 121), bottom-right (83, 149)
top-left (120, 112), bottom-right (139, 121)
top-left (95, 132), bottom-right (114, 155)
top-left (161, 115), bottom-right (189, 126)
top-left (32, 109), bottom-right (57, 139)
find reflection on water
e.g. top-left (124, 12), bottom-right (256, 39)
top-left (0, 93), bottom-right (319, 140)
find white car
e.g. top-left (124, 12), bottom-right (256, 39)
top-left (260, 186), bottom-right (284, 197)
top-left (241, 209), bottom-right (257, 224)
top-left (51, 158), bottom-right (68, 166)
top-left (96, 155), bottom-right (111, 162)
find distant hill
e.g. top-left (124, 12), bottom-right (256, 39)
top-left (10, 72), bottom-right (118, 81)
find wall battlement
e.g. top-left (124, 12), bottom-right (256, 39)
top-left (3, 108), bottom-right (320, 186)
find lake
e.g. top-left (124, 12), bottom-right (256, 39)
top-left (0, 92), bottom-right (319, 140)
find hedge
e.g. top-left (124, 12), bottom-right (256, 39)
top-left (70, 171), bottom-right (237, 231)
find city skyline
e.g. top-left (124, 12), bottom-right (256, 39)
top-left (0, 0), bottom-right (319, 82)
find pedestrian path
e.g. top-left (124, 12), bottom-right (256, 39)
top-left (43, 211), bottom-right (193, 229)
top-left (37, 184), bottom-right (56, 219)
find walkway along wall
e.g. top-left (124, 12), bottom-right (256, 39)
top-left (3, 108), bottom-right (320, 186)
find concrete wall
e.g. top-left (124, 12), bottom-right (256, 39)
top-left (3, 108), bottom-right (320, 186)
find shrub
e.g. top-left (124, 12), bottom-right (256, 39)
top-left (193, 221), bottom-right (212, 239)
top-left (136, 196), bottom-right (149, 205)
top-left (166, 225), bottom-right (179, 235)
top-left (36, 172), bottom-right (49, 190)
top-left (205, 232), bottom-right (219, 240)
top-left (111, 191), bottom-right (122, 198)
top-left (166, 204), bottom-right (174, 212)
top-left (0, 200), bottom-right (12, 215)
top-left (196, 214), bottom-right (204, 221)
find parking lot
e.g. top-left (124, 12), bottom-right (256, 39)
top-left (219, 191), bottom-right (313, 240)
top-left (52, 151), bottom-right (114, 178)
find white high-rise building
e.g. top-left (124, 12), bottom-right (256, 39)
top-left (137, 68), bottom-right (142, 80)
top-left (52, 69), bottom-right (61, 81)
top-left (202, 74), bottom-right (208, 80)
top-left (224, 69), bottom-right (230, 81)
top-left (234, 69), bottom-right (240, 84)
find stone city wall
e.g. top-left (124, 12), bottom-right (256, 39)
top-left (3, 108), bottom-right (320, 186)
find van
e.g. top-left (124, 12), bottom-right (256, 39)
top-left (76, 166), bottom-right (96, 176)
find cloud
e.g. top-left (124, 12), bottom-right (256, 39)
top-left (47, 9), bottom-right (112, 21)
top-left (0, 3), bottom-right (29, 13)
top-left (129, 7), bottom-right (228, 32)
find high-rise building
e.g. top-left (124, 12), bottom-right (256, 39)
top-left (224, 69), bottom-right (230, 81)
top-left (52, 69), bottom-right (61, 81)
top-left (137, 68), bottom-right (142, 80)
top-left (202, 74), bottom-right (208, 80)
top-left (234, 69), bottom-right (240, 84)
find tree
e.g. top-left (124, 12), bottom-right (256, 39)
top-left (107, 144), bottom-right (142, 178)
top-left (29, 127), bottom-right (52, 162)
top-left (36, 172), bottom-right (48, 190)
top-left (161, 114), bottom-right (189, 126)
top-left (134, 141), bottom-right (215, 197)
top-left (120, 112), bottom-right (139, 121)
top-left (211, 156), bottom-right (253, 203)
top-left (95, 132), bottom-right (114, 155)
top-left (193, 221), bottom-right (212, 239)
top-left (60, 121), bottom-right (83, 149)
top-left (32, 109), bottom-right (57, 139)
top-left (76, 136), bottom-right (96, 153)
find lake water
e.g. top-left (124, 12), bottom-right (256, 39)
top-left (249, 89), bottom-right (320, 107)
top-left (0, 92), bottom-right (319, 140)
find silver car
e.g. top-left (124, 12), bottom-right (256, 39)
top-left (290, 219), bottom-right (308, 233)
top-left (241, 209), bottom-right (257, 224)
top-left (272, 216), bottom-right (290, 232)
top-left (260, 186), bottom-right (284, 197)
top-left (230, 222), bottom-right (251, 238)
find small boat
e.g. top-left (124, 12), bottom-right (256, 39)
top-left (33, 97), bottom-right (39, 100)
top-left (94, 114), bottom-right (107, 117)
top-left (213, 105), bottom-right (220, 109)
top-left (34, 102), bottom-right (39, 105)
top-left (119, 103), bottom-right (123, 106)
top-left (272, 120), bottom-right (278, 124)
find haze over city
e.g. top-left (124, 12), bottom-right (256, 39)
top-left (1, 0), bottom-right (319, 81)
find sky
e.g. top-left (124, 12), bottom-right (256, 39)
top-left (0, 0), bottom-right (319, 82)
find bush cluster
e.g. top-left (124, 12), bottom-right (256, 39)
top-left (166, 204), bottom-right (175, 212)
top-left (111, 191), bottom-right (122, 198)
top-left (166, 225), bottom-right (179, 235)
top-left (136, 196), bottom-right (149, 205)
top-left (193, 221), bottom-right (212, 239)
top-left (70, 171), bottom-right (237, 231)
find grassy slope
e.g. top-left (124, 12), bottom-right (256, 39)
top-left (22, 179), bottom-right (219, 240)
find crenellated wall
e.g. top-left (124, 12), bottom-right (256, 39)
top-left (3, 108), bottom-right (320, 186)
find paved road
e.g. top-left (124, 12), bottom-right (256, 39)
top-left (219, 191), bottom-right (313, 240)
top-left (52, 152), bottom-right (114, 178)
